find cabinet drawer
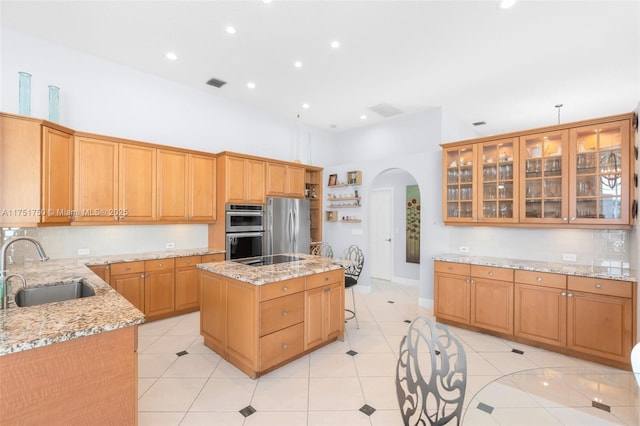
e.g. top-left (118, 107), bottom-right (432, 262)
top-left (201, 253), bottom-right (224, 263)
top-left (260, 323), bottom-right (304, 371)
top-left (260, 278), bottom-right (305, 302)
top-left (260, 292), bottom-right (304, 336)
top-left (306, 269), bottom-right (344, 290)
top-left (110, 261), bottom-right (144, 275)
top-left (435, 261), bottom-right (471, 276)
top-left (471, 265), bottom-right (513, 282)
top-left (175, 255), bottom-right (201, 268)
top-left (515, 270), bottom-right (566, 289)
top-left (568, 276), bottom-right (633, 298)
top-left (144, 258), bottom-right (175, 272)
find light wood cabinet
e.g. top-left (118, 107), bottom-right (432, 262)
top-left (305, 166), bottom-right (323, 244)
top-left (436, 261), bottom-right (636, 368)
top-left (220, 154), bottom-right (265, 204)
top-left (514, 270), bottom-right (568, 348)
top-left (41, 126), bottom-right (74, 225)
top-left (175, 255), bottom-right (202, 311)
top-left (442, 113), bottom-right (635, 228)
top-left (199, 268), bottom-right (344, 378)
top-left (566, 276), bottom-right (633, 363)
top-left (0, 113), bottom-right (74, 226)
top-left (470, 265), bottom-right (514, 334)
top-left (144, 259), bottom-right (175, 319)
top-left (434, 261), bottom-right (513, 334)
top-left (110, 261), bottom-right (145, 313)
top-left (200, 271), bottom-right (226, 355)
top-left (88, 264), bottom-right (111, 287)
top-left (266, 162), bottom-right (305, 198)
top-left (74, 136), bottom-right (156, 223)
top-left (305, 269), bottom-right (344, 349)
top-left (158, 150), bottom-right (217, 222)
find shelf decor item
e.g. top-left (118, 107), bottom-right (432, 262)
top-left (48, 85), bottom-right (60, 123)
top-left (18, 72), bottom-right (32, 116)
top-left (328, 174), bottom-right (337, 186)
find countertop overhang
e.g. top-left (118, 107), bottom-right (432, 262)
top-left (434, 254), bottom-right (636, 282)
top-left (198, 253), bottom-right (349, 285)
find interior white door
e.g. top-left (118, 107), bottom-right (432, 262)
top-left (370, 188), bottom-right (392, 280)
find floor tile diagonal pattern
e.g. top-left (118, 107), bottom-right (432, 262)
top-left (137, 278), bottom-right (624, 426)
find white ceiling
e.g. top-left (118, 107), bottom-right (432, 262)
top-left (2, 0), bottom-right (639, 136)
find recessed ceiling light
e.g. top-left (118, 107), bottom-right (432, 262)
top-left (499, 0), bottom-right (516, 9)
top-left (360, 115), bottom-right (367, 120)
top-left (246, 82), bottom-right (256, 89)
top-left (302, 103), bottom-right (310, 109)
top-left (165, 52), bottom-right (178, 61)
top-left (294, 61), bottom-right (303, 68)
top-left (330, 40), bottom-right (340, 49)
top-left (225, 25), bottom-right (237, 35)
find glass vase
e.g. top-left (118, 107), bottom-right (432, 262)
top-left (48, 85), bottom-right (60, 123)
top-left (18, 72), bottom-right (31, 116)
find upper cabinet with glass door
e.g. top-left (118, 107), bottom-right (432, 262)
top-left (478, 138), bottom-right (519, 223)
top-left (520, 130), bottom-right (569, 224)
top-left (443, 145), bottom-right (476, 222)
top-left (569, 120), bottom-right (630, 225)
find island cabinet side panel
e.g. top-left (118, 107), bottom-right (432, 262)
top-left (200, 271), bottom-right (227, 355)
top-left (0, 326), bottom-right (137, 426)
top-left (225, 278), bottom-right (259, 377)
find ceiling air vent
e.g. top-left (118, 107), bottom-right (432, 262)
top-left (368, 102), bottom-right (403, 118)
top-left (206, 78), bottom-right (227, 88)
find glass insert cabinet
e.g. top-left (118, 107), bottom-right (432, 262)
top-left (441, 114), bottom-right (635, 228)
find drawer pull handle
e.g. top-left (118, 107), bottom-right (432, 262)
top-left (448, 266), bottom-right (453, 271)
top-left (126, 266), bottom-right (131, 271)
top-left (488, 271), bottom-right (493, 276)
top-left (282, 286), bottom-right (288, 292)
top-left (187, 260), bottom-right (191, 264)
top-left (159, 263), bottom-right (163, 267)
top-left (282, 343), bottom-right (288, 350)
top-left (594, 283), bottom-right (601, 289)
top-left (325, 277), bottom-right (329, 281)
top-left (536, 277), bottom-right (542, 282)
top-left (282, 311), bottom-right (288, 317)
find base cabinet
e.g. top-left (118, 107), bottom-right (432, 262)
top-left (144, 259), bottom-right (175, 319)
top-left (110, 261), bottom-right (146, 313)
top-left (435, 260), bottom-right (636, 368)
top-left (200, 268), bottom-right (344, 378)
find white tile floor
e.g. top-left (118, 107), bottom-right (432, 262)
top-left (137, 278), bottom-right (624, 426)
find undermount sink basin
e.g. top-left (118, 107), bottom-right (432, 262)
top-left (14, 280), bottom-right (96, 307)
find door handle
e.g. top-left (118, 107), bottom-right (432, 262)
top-left (385, 238), bottom-right (391, 242)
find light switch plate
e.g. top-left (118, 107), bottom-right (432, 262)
top-left (166, 242), bottom-right (175, 249)
top-left (77, 248), bottom-right (90, 255)
top-left (562, 253), bottom-right (577, 262)
top-left (459, 246), bottom-right (469, 253)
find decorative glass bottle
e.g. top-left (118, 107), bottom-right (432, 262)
top-left (18, 72), bottom-right (32, 116)
top-left (48, 85), bottom-right (60, 123)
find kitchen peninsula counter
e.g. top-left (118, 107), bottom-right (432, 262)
top-left (198, 253), bottom-right (347, 378)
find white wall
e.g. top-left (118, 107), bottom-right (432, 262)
top-left (1, 29), bottom-right (335, 161)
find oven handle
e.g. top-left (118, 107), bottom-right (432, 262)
top-left (226, 232), bottom-right (265, 238)
top-left (226, 211), bottom-right (264, 217)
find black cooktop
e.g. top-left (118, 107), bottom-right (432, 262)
top-left (233, 254), bottom-right (302, 267)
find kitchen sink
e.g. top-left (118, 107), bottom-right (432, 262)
top-left (15, 280), bottom-right (96, 307)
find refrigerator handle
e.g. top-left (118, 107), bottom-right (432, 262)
top-left (292, 208), bottom-right (297, 248)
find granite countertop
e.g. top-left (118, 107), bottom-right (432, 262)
top-left (433, 254), bottom-right (637, 282)
top-left (0, 247), bottom-right (225, 356)
top-left (198, 253), bottom-right (348, 285)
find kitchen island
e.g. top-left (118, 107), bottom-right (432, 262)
top-left (198, 253), bottom-right (346, 378)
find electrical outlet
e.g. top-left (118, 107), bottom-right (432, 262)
top-left (459, 246), bottom-right (469, 253)
top-left (77, 248), bottom-right (90, 256)
top-left (562, 253), bottom-right (577, 262)
top-left (351, 229), bottom-right (363, 235)
top-left (166, 242), bottom-right (175, 249)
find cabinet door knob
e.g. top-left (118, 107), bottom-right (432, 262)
top-left (561, 292), bottom-right (566, 297)
top-left (594, 283), bottom-right (601, 289)
top-left (488, 271), bottom-right (494, 276)
top-left (536, 277), bottom-right (542, 282)
top-left (282, 286), bottom-right (288, 292)
top-left (126, 266), bottom-right (131, 271)
top-left (563, 217), bottom-right (568, 222)
top-left (324, 287), bottom-right (331, 293)
top-left (567, 293), bottom-right (573, 298)
top-left (570, 217), bottom-right (576, 222)
top-left (282, 311), bottom-right (288, 317)
top-left (105, 266), bottom-right (110, 271)
top-left (141, 273), bottom-right (145, 278)
top-left (448, 266), bottom-right (453, 271)
top-left (282, 343), bottom-right (288, 350)
top-left (187, 260), bottom-right (191, 264)
top-left (159, 263), bottom-right (163, 267)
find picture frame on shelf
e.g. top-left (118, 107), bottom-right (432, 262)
top-left (328, 174), bottom-right (337, 186)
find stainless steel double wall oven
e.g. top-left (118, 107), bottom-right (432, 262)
top-left (225, 204), bottom-right (266, 260)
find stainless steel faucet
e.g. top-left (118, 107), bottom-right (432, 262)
top-left (1, 237), bottom-right (49, 309)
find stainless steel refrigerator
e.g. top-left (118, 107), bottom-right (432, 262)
top-left (265, 197), bottom-right (311, 255)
